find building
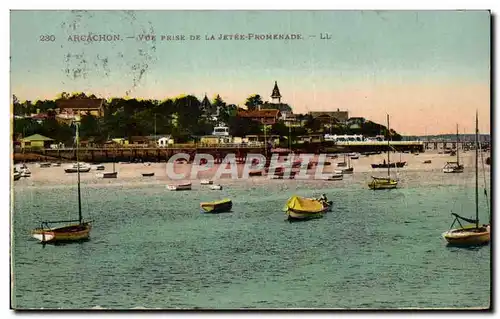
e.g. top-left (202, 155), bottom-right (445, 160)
top-left (309, 109), bottom-right (349, 124)
top-left (20, 134), bottom-right (54, 149)
top-left (158, 136), bottom-right (174, 147)
top-left (347, 117), bottom-right (366, 129)
top-left (56, 98), bottom-right (105, 118)
top-left (260, 81), bottom-right (293, 117)
top-left (238, 109), bottom-right (281, 125)
top-left (200, 135), bottom-right (233, 145)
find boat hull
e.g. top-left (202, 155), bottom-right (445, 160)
top-left (65, 168), bottom-right (91, 173)
top-left (31, 222), bottom-right (92, 244)
top-left (167, 183), bottom-right (192, 191)
top-left (368, 179), bottom-right (398, 190)
top-left (97, 172), bottom-right (118, 178)
top-left (371, 162), bottom-right (406, 169)
top-left (287, 209), bottom-right (325, 222)
top-left (443, 226), bottom-right (490, 246)
top-left (443, 167), bottom-right (464, 173)
top-left (142, 173), bottom-right (155, 177)
top-left (200, 200), bottom-right (232, 213)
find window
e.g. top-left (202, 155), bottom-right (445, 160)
top-left (24, 142), bottom-right (31, 146)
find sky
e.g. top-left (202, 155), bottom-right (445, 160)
top-left (10, 10), bottom-right (491, 135)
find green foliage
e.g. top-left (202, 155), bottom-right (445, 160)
top-left (12, 92), bottom-right (403, 144)
top-left (244, 94), bottom-right (263, 111)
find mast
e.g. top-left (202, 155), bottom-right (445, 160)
top-left (475, 111), bottom-right (479, 229)
top-left (75, 116), bottom-right (82, 224)
top-left (387, 114), bottom-right (391, 178)
top-left (456, 123), bottom-right (460, 165)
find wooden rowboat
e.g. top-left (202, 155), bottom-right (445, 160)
top-left (32, 222), bottom-right (92, 243)
top-left (200, 199), bottom-right (232, 213)
top-left (167, 183), bottom-right (192, 191)
top-left (283, 196), bottom-right (328, 222)
top-left (142, 172), bottom-right (155, 177)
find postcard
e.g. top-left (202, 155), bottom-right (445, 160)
top-left (10, 10), bottom-right (491, 310)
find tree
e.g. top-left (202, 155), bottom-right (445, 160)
top-left (228, 117), bottom-right (262, 137)
top-left (303, 114), bottom-right (321, 133)
top-left (244, 94), bottom-right (263, 111)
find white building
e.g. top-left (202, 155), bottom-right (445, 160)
top-left (157, 136), bottom-right (174, 147)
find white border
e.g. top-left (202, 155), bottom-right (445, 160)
top-left (3, 1), bottom-right (497, 318)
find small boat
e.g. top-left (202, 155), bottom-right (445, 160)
top-left (368, 176), bottom-right (398, 190)
top-left (283, 196), bottom-right (328, 222)
top-left (423, 160), bottom-right (432, 164)
top-left (97, 160), bottom-right (118, 178)
top-left (97, 172), bottom-right (118, 179)
top-left (200, 199), bottom-right (232, 213)
top-left (442, 214), bottom-right (490, 246)
top-left (322, 174), bottom-right (343, 181)
top-left (371, 162), bottom-right (406, 169)
top-left (443, 162), bottom-right (464, 173)
top-left (64, 163), bottom-right (91, 173)
top-left (167, 183), bottom-right (192, 191)
top-left (486, 157), bottom-right (490, 165)
top-left (348, 153), bottom-right (359, 159)
top-left (210, 184), bottom-right (223, 190)
top-left (142, 172), bottom-right (155, 177)
top-left (443, 124), bottom-right (464, 173)
top-left (341, 167), bottom-right (354, 174)
top-left (52, 163), bottom-right (61, 167)
top-left (94, 164), bottom-right (105, 170)
top-left (38, 162), bottom-right (51, 168)
top-left (17, 165), bottom-right (31, 177)
top-left (31, 116), bottom-right (92, 244)
top-left (368, 115), bottom-right (398, 190)
top-left (13, 170), bottom-right (21, 181)
top-left (336, 162), bottom-right (347, 167)
top-left (200, 179), bottom-right (214, 185)
top-left (443, 112), bottom-right (490, 247)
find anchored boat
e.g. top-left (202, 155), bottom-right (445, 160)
top-left (65, 163), bottom-right (91, 173)
top-left (31, 116), bottom-right (92, 244)
top-left (368, 114), bottom-right (398, 190)
top-left (443, 124), bottom-right (464, 173)
top-left (167, 183), bottom-right (192, 191)
top-left (443, 112), bottom-right (490, 247)
top-left (200, 199), bottom-right (232, 213)
top-left (283, 196), bottom-right (329, 222)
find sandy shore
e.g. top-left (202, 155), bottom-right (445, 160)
top-left (12, 150), bottom-right (490, 186)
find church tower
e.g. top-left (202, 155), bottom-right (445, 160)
top-left (271, 81), bottom-right (282, 103)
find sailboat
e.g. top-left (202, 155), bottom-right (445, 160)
top-left (442, 112), bottom-right (490, 246)
top-left (97, 158), bottom-right (118, 178)
top-left (341, 153), bottom-right (354, 174)
top-left (368, 114), bottom-right (398, 190)
top-left (31, 116), bottom-right (92, 244)
top-left (443, 124), bottom-right (464, 173)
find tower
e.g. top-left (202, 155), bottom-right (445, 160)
top-left (271, 81), bottom-right (282, 103)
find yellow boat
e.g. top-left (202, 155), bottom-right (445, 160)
top-left (368, 114), bottom-right (398, 190)
top-left (200, 199), bottom-right (232, 213)
top-left (368, 176), bottom-right (398, 190)
top-left (283, 196), bottom-right (328, 222)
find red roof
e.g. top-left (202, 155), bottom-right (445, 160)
top-left (56, 98), bottom-right (104, 110)
top-left (238, 109), bottom-right (280, 118)
top-left (31, 113), bottom-right (49, 119)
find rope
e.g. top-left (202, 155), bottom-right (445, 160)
top-left (478, 137), bottom-right (490, 218)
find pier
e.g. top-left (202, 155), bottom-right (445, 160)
top-left (13, 140), bottom-right (436, 163)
